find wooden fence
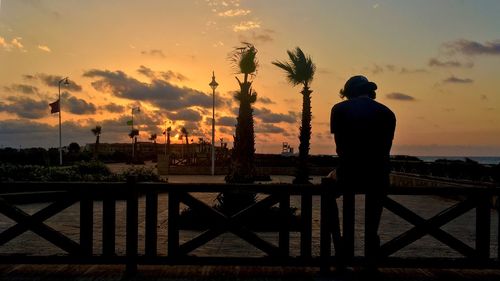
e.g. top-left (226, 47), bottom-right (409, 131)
top-left (0, 179), bottom-right (499, 274)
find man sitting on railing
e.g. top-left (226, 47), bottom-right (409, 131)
top-left (330, 75), bottom-right (396, 268)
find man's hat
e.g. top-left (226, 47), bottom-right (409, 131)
top-left (342, 75), bottom-right (377, 98)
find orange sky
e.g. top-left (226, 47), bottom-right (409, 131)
top-left (1, 0), bottom-right (499, 156)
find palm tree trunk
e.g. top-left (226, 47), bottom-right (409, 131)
top-left (94, 136), bottom-right (100, 160)
top-left (294, 87), bottom-right (312, 184)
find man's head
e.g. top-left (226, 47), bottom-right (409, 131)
top-left (340, 75), bottom-right (377, 99)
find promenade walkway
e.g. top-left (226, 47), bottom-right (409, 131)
top-left (1, 264), bottom-right (500, 281)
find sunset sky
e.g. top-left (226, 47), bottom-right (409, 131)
top-left (1, 0), bottom-right (499, 156)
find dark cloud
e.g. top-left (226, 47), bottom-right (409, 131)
top-left (217, 116), bottom-right (236, 127)
top-left (102, 103), bottom-right (126, 113)
top-left (443, 76), bottom-right (474, 84)
top-left (61, 93), bottom-right (96, 115)
top-left (4, 84), bottom-right (40, 95)
top-left (165, 108), bottom-right (202, 122)
top-left (368, 64), bottom-right (427, 75)
top-left (238, 29), bottom-right (275, 43)
top-left (0, 96), bottom-right (49, 119)
top-left (137, 65), bottom-right (188, 81)
top-left (34, 73), bottom-right (83, 91)
top-left (258, 96), bottom-right (275, 104)
top-left (141, 49), bottom-right (166, 58)
top-left (254, 107), bottom-right (297, 123)
top-left (83, 68), bottom-right (227, 111)
top-left (428, 58), bottom-right (473, 68)
top-left (255, 123), bottom-right (285, 134)
top-left (444, 39), bottom-right (500, 56)
top-left (386, 92), bottom-right (416, 101)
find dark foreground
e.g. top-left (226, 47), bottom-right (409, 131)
top-left (1, 265), bottom-right (500, 281)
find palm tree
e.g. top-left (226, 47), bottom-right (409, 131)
top-left (129, 129), bottom-right (139, 162)
top-left (165, 126), bottom-right (172, 155)
top-left (91, 125), bottom-right (102, 160)
top-left (273, 47), bottom-right (316, 184)
top-left (225, 42), bottom-right (258, 183)
top-left (149, 133), bottom-right (158, 161)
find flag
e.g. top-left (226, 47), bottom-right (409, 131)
top-left (126, 120), bottom-right (133, 126)
top-left (49, 100), bottom-right (60, 114)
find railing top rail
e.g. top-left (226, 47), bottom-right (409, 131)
top-left (1, 181), bottom-right (499, 196)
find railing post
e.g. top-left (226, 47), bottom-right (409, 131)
top-left (279, 192), bottom-right (290, 257)
top-left (126, 176), bottom-right (138, 275)
top-left (80, 192), bottom-right (93, 256)
top-left (343, 191), bottom-right (355, 261)
top-left (475, 194), bottom-right (490, 259)
top-left (145, 191), bottom-right (158, 257)
top-left (168, 190), bottom-right (180, 257)
top-left (102, 197), bottom-right (116, 256)
top-left (320, 189), bottom-right (332, 274)
top-left (365, 192), bottom-right (379, 265)
top-left (300, 193), bottom-right (312, 258)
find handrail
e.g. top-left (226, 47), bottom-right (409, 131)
top-left (0, 180), bottom-right (498, 275)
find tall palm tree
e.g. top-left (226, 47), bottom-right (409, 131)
top-left (165, 126), bottom-right (172, 155)
top-left (273, 47), bottom-right (316, 184)
top-left (180, 127), bottom-right (189, 162)
top-left (225, 42), bottom-right (258, 184)
top-left (149, 133), bottom-right (158, 161)
top-left (129, 129), bottom-right (139, 162)
top-left (90, 125), bottom-right (102, 160)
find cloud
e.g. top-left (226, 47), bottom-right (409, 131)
top-left (258, 96), bottom-right (275, 104)
top-left (238, 29), bottom-right (274, 43)
top-left (443, 39), bottom-right (500, 56)
top-left (165, 108), bottom-right (202, 122)
top-left (141, 49), bottom-right (166, 58)
top-left (233, 21), bottom-right (260, 32)
top-left (217, 116), bottom-right (236, 127)
top-left (386, 92), bottom-right (416, 101)
top-left (428, 58), bottom-right (473, 68)
top-left (443, 76), bottom-right (474, 84)
top-left (62, 92), bottom-right (96, 115)
top-left (38, 45), bottom-right (51, 52)
top-left (0, 36), bottom-right (25, 51)
top-left (25, 73), bottom-right (83, 91)
top-left (367, 63), bottom-right (427, 75)
top-left (218, 9), bottom-right (251, 17)
top-left (102, 103), bottom-right (126, 113)
top-left (255, 123), bottom-right (285, 134)
top-left (254, 107), bottom-right (297, 123)
top-left (83, 68), bottom-right (229, 111)
top-left (4, 84), bottom-right (39, 95)
top-left (137, 65), bottom-right (188, 82)
top-left (0, 97), bottom-right (49, 119)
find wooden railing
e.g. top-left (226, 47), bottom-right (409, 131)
top-left (0, 179), bottom-right (499, 274)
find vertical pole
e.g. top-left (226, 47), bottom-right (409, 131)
top-left (279, 192), bottom-right (290, 257)
top-left (126, 176), bottom-right (138, 275)
top-left (164, 122), bottom-right (167, 156)
top-left (131, 109), bottom-right (134, 161)
top-left (58, 82), bottom-right (62, 165)
top-left (211, 88), bottom-right (215, 176)
top-left (300, 193), bottom-right (312, 258)
top-left (320, 189), bottom-right (331, 274)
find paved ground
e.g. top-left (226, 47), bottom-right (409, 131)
top-left (2, 265), bottom-right (500, 281)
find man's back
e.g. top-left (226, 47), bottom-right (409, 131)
top-left (331, 96), bottom-right (396, 185)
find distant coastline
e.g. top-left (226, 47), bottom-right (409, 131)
top-left (416, 156), bottom-right (500, 165)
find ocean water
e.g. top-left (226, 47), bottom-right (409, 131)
top-left (417, 156), bottom-right (500, 165)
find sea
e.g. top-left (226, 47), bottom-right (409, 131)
top-left (417, 156), bottom-right (500, 165)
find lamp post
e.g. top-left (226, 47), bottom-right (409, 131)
top-left (58, 77), bottom-right (69, 166)
top-left (131, 106), bottom-right (140, 160)
top-left (209, 71), bottom-right (218, 176)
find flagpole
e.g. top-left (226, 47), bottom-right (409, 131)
top-left (58, 77), bottom-right (68, 166)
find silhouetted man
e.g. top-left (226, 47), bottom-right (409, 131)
top-left (330, 75), bottom-right (396, 264)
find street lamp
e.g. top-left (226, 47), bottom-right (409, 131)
top-left (209, 71), bottom-right (218, 176)
top-left (58, 77), bottom-right (69, 165)
top-left (131, 106), bottom-right (140, 160)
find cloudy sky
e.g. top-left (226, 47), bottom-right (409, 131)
top-left (1, 0), bottom-right (499, 156)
